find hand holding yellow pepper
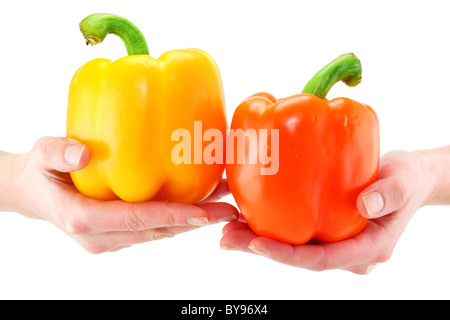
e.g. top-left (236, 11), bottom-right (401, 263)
top-left (67, 13), bottom-right (227, 203)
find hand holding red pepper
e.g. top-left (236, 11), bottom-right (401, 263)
top-left (222, 148), bottom-right (449, 274)
top-left (221, 55), bottom-right (442, 274)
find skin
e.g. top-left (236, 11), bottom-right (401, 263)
top-left (2, 135), bottom-right (449, 273)
top-left (221, 147), bottom-right (450, 274)
top-left (0, 136), bottom-right (238, 254)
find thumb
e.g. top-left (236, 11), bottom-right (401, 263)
top-left (357, 177), bottom-right (408, 219)
top-left (31, 136), bottom-right (90, 172)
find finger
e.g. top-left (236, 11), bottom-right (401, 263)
top-left (247, 221), bottom-right (385, 272)
top-left (226, 233), bottom-right (360, 272)
top-left (357, 176), bottom-right (409, 219)
top-left (247, 238), bottom-right (346, 271)
top-left (199, 179), bottom-right (231, 203)
top-left (31, 136), bottom-right (90, 172)
top-left (222, 221), bottom-right (251, 236)
top-left (71, 227), bottom-right (177, 254)
top-left (197, 202), bottom-right (239, 223)
top-left (64, 197), bottom-right (240, 235)
top-left (220, 228), bottom-right (259, 252)
top-left (75, 223), bottom-right (222, 254)
top-left (221, 226), bottom-right (380, 274)
top-left (63, 198), bottom-right (211, 235)
top-left (247, 237), bottom-right (300, 265)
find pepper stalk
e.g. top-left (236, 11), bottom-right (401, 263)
top-left (79, 13), bottom-right (149, 56)
top-left (302, 53), bottom-right (362, 99)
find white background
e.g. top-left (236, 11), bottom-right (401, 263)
top-left (1, 0), bottom-right (450, 300)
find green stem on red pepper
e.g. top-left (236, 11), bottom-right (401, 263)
top-left (79, 13), bottom-right (149, 56)
top-left (302, 53), bottom-right (362, 99)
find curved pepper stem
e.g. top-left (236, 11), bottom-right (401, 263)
top-left (79, 13), bottom-right (149, 56)
top-left (302, 53), bottom-right (362, 99)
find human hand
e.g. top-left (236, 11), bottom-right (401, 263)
top-left (1, 136), bottom-right (238, 253)
top-left (221, 150), bottom-right (435, 274)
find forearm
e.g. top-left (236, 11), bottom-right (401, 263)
top-left (416, 145), bottom-right (450, 205)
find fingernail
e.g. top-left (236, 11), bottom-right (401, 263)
top-left (221, 244), bottom-right (236, 250)
top-left (218, 214), bottom-right (238, 223)
top-left (362, 192), bottom-right (385, 217)
top-left (153, 232), bottom-right (176, 240)
top-left (249, 245), bottom-right (269, 258)
top-left (187, 216), bottom-right (209, 226)
top-left (366, 264), bottom-right (376, 274)
top-left (65, 144), bottom-right (85, 166)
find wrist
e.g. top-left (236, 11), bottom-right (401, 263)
top-left (414, 146), bottom-right (450, 205)
top-left (0, 151), bottom-right (25, 212)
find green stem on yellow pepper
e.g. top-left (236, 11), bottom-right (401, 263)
top-left (302, 53), bottom-right (362, 99)
top-left (79, 13), bottom-right (149, 56)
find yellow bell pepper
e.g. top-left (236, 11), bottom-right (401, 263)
top-left (67, 13), bottom-right (227, 203)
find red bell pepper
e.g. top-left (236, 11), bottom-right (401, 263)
top-left (226, 53), bottom-right (380, 244)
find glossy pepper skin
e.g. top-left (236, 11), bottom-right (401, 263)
top-left (226, 54), bottom-right (379, 244)
top-left (67, 14), bottom-right (227, 203)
